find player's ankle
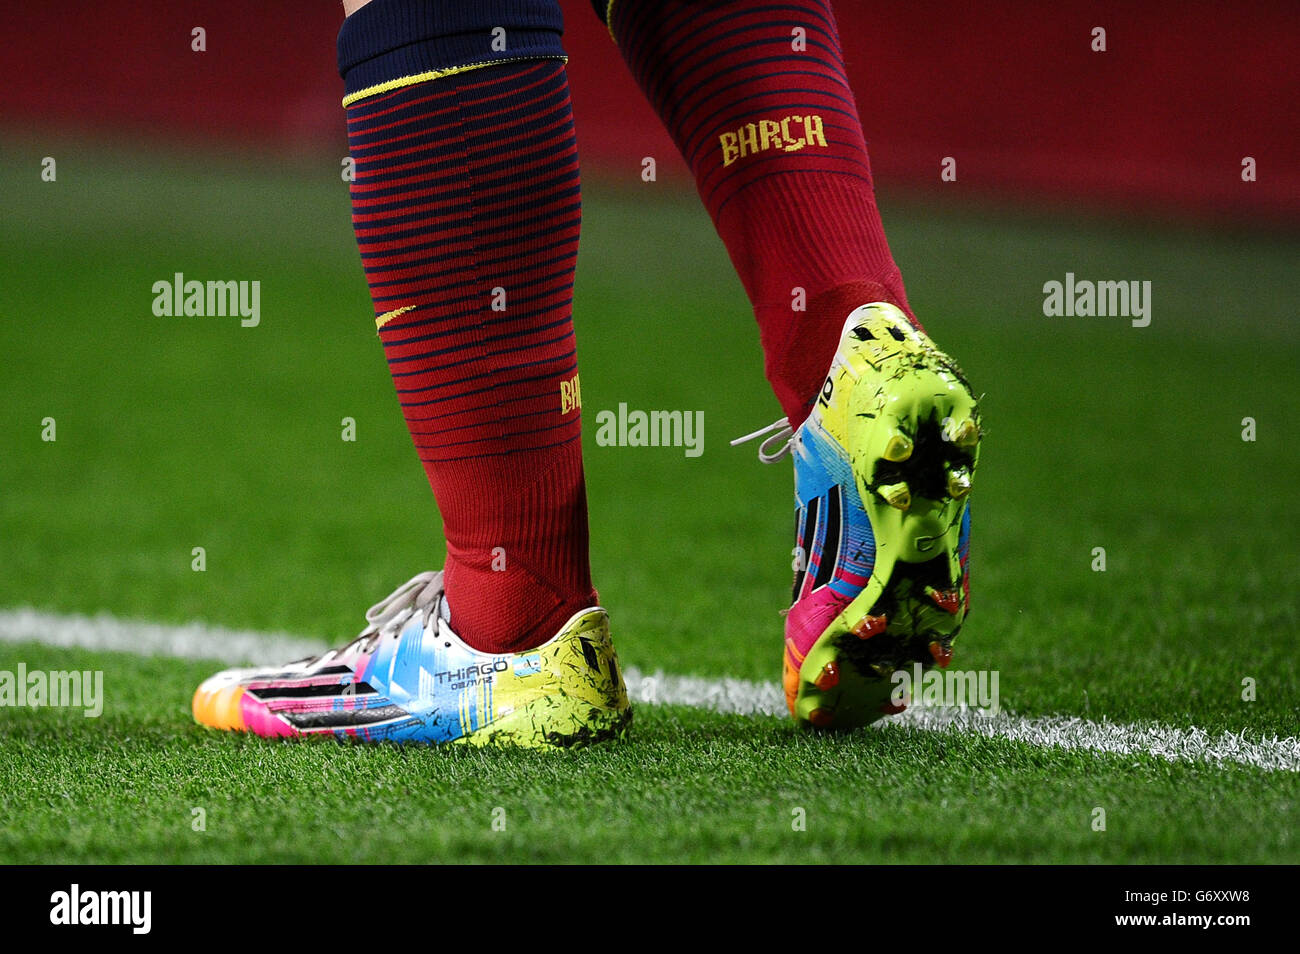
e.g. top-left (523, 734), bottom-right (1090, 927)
top-left (764, 279), bottom-right (917, 427)
top-left (442, 557), bottom-right (596, 654)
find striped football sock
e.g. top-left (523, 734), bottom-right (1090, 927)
top-left (338, 0), bottom-right (595, 653)
top-left (601, 0), bottom-right (917, 426)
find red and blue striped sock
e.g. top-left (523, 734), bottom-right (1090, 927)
top-left (339, 0), bottom-right (594, 653)
top-left (602, 0), bottom-right (915, 427)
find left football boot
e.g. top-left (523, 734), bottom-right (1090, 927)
top-left (734, 302), bottom-right (981, 729)
top-left (192, 570), bottom-right (631, 748)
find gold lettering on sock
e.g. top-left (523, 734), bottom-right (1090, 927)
top-left (804, 114), bottom-right (828, 148)
top-left (719, 114), bottom-right (828, 166)
top-left (560, 373), bottom-right (582, 415)
top-left (737, 122), bottom-right (759, 161)
top-left (759, 119), bottom-right (783, 152)
top-left (719, 131), bottom-right (739, 166)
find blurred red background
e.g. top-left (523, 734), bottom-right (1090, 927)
top-left (5, 1), bottom-right (1297, 222)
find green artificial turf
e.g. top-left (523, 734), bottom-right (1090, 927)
top-left (1, 143), bottom-right (1297, 863)
top-left (1, 644), bottom-right (1296, 864)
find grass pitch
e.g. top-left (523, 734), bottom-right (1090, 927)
top-left (0, 144), bottom-right (1297, 863)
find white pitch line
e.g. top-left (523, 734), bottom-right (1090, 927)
top-left (620, 667), bottom-right (1300, 772)
top-left (2, 606), bottom-right (1297, 772)
top-left (0, 606), bottom-right (325, 668)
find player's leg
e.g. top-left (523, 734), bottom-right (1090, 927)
top-left (597, 0), bottom-right (982, 728)
top-left (597, 0), bottom-right (914, 425)
top-left (191, 0), bottom-right (630, 747)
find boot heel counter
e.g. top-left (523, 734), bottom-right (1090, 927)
top-left (566, 610), bottom-right (630, 711)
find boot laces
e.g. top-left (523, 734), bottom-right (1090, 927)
top-left (729, 416), bottom-right (794, 463)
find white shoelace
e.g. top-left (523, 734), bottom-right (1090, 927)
top-left (729, 416), bottom-right (794, 463)
top-left (365, 570), bottom-right (445, 632)
top-left (293, 571), bottom-right (446, 668)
